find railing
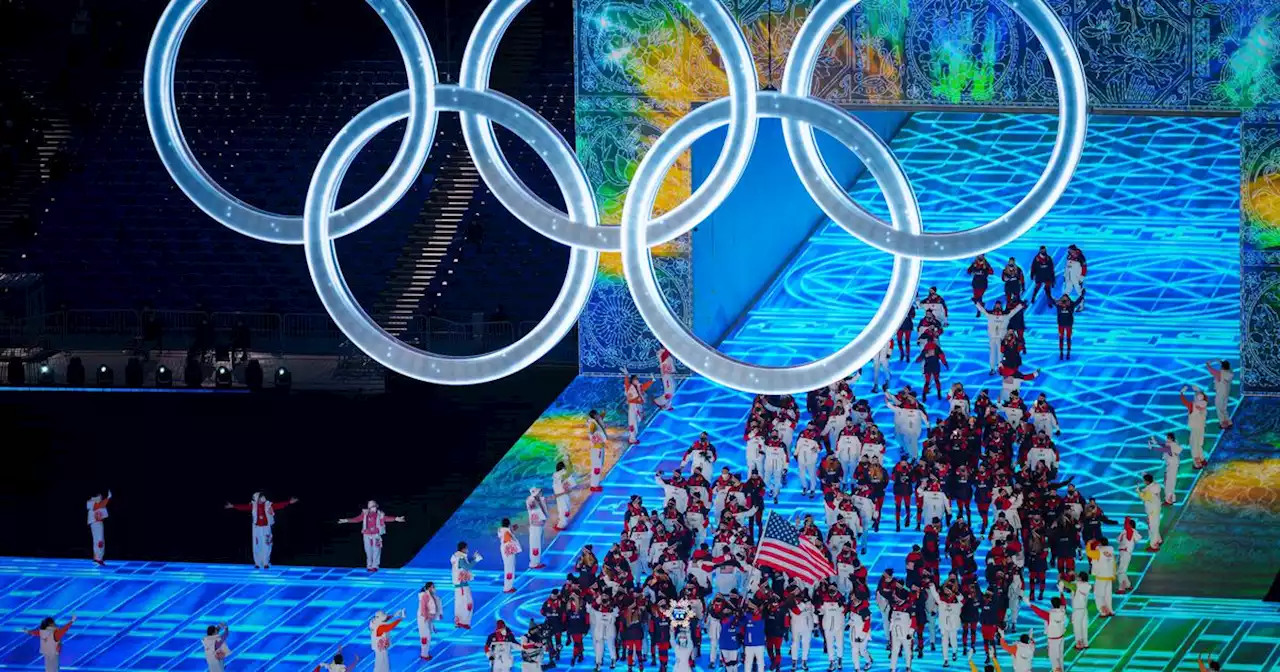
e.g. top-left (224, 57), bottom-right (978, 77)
top-left (0, 309), bottom-right (575, 362)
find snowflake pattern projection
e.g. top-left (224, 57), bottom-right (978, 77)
top-left (1242, 270), bottom-right (1280, 392)
top-left (576, 0), bottom-right (692, 97)
top-left (850, 0), bottom-right (910, 102)
top-left (1243, 124), bottom-right (1280, 254)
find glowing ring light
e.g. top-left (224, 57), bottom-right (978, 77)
top-left (620, 91), bottom-right (923, 394)
top-left (458, 0), bottom-right (758, 252)
top-left (143, 0), bottom-right (438, 245)
top-left (303, 86), bottom-right (598, 385)
top-left (780, 0), bottom-right (1088, 260)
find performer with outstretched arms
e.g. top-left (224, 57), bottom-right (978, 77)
top-left (338, 501), bottom-right (405, 572)
top-left (86, 490), bottom-right (111, 565)
top-left (24, 615), bottom-right (75, 672)
top-left (225, 492), bottom-right (298, 569)
top-left (369, 609), bottom-right (405, 672)
top-left (975, 298), bottom-right (1024, 374)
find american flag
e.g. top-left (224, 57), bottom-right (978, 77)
top-left (755, 512), bottom-right (835, 585)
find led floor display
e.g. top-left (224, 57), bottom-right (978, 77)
top-left (0, 113), bottom-right (1262, 670)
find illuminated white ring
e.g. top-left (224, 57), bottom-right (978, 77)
top-left (143, 0), bottom-right (438, 245)
top-left (458, 0), bottom-right (758, 251)
top-left (780, 0), bottom-right (1088, 261)
top-left (621, 91), bottom-right (924, 394)
top-left (304, 85), bottom-right (597, 385)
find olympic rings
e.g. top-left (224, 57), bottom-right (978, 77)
top-left (620, 91), bottom-right (923, 394)
top-left (458, 0), bottom-right (759, 252)
top-left (781, 0), bottom-right (1087, 261)
top-left (304, 86), bottom-right (598, 385)
top-left (143, 0), bottom-right (438, 245)
top-left (144, 0), bottom-right (1088, 393)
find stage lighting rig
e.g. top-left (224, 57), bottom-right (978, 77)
top-left (156, 365), bottom-right (173, 388)
top-left (38, 365), bottom-right (53, 386)
top-left (215, 365), bottom-right (233, 388)
top-left (274, 366), bottom-right (291, 391)
top-left (97, 364), bottom-right (114, 387)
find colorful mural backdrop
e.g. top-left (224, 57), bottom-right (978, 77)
top-left (574, 0), bottom-right (1280, 381)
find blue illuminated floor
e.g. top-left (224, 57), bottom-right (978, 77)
top-left (0, 113), bottom-right (1255, 670)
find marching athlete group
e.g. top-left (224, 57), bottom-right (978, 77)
top-left (27, 246), bottom-right (1234, 672)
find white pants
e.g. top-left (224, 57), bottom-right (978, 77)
top-left (1047, 637), bottom-right (1065, 671)
top-left (363, 533), bottom-right (383, 570)
top-left (491, 651), bottom-right (513, 672)
top-left (1145, 506), bottom-right (1163, 546)
top-left (791, 624), bottom-right (812, 665)
top-left (873, 358), bottom-right (890, 388)
top-left (1094, 579), bottom-right (1113, 614)
top-left (764, 454), bottom-right (785, 494)
top-left (252, 525), bottom-right (273, 568)
top-left (627, 402), bottom-right (643, 442)
top-left (502, 552), bottom-right (517, 591)
top-left (1189, 420), bottom-right (1206, 463)
top-left (205, 655), bottom-right (224, 672)
top-left (658, 373), bottom-right (675, 407)
top-left (1214, 392), bottom-right (1230, 425)
top-left (744, 645), bottom-right (766, 672)
top-left (418, 615), bottom-right (434, 657)
top-left (528, 525), bottom-right (544, 567)
top-left (90, 522), bottom-right (105, 562)
top-left (44, 653), bottom-right (60, 672)
top-left (454, 585), bottom-right (473, 626)
top-left (1072, 610), bottom-right (1088, 647)
top-left (822, 612), bottom-right (845, 666)
top-left (722, 649), bottom-right (741, 672)
top-left (889, 613), bottom-right (912, 672)
top-left (556, 494), bottom-right (571, 528)
top-left (709, 617), bottom-right (722, 661)
top-left (1117, 551), bottom-right (1134, 592)
top-left (590, 446), bottom-right (605, 489)
top-left (848, 614), bottom-right (871, 669)
top-left (939, 615), bottom-right (958, 662)
top-left (987, 337), bottom-right (1001, 371)
top-left (1064, 260), bottom-right (1083, 295)
top-left (798, 459), bottom-right (818, 491)
top-left (1163, 457), bottom-right (1179, 504)
top-left (900, 430), bottom-right (920, 461)
top-left (594, 628), bottom-right (617, 666)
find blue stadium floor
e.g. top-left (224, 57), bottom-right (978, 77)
top-left (0, 113), bottom-right (1265, 671)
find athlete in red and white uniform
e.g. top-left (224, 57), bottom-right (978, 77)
top-left (338, 501), bottom-right (406, 572)
top-left (225, 492), bottom-right (298, 569)
top-left (1047, 288), bottom-right (1086, 360)
top-left (967, 254), bottom-right (994, 315)
top-left (1063, 244), bottom-right (1087, 301)
top-left (624, 374), bottom-right (654, 445)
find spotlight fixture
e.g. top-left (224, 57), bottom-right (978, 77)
top-left (215, 365), bottom-right (233, 388)
top-left (156, 364), bottom-right (173, 388)
top-left (96, 364), bottom-right (114, 387)
top-left (274, 366), bottom-right (291, 391)
top-left (38, 364), bottom-right (54, 386)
